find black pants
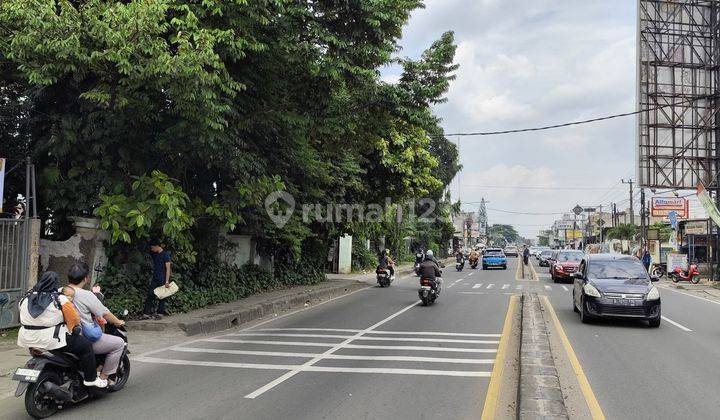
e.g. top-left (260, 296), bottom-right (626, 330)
top-left (143, 279), bottom-right (166, 315)
top-left (64, 333), bottom-right (96, 381)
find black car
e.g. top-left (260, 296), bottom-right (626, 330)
top-left (538, 249), bottom-right (554, 267)
top-left (572, 254), bottom-right (661, 327)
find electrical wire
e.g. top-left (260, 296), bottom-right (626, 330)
top-left (432, 94), bottom-right (717, 138)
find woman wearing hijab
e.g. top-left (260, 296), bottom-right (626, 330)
top-left (17, 272), bottom-right (107, 388)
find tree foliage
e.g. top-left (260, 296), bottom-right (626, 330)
top-left (488, 224), bottom-right (520, 245)
top-left (606, 224), bottom-right (638, 241)
top-left (0, 1), bottom-right (460, 266)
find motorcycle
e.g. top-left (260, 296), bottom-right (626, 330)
top-left (469, 256), bottom-right (478, 269)
top-left (418, 276), bottom-right (442, 306)
top-left (670, 262), bottom-right (701, 284)
top-left (376, 266), bottom-right (394, 287)
top-left (650, 262), bottom-right (666, 279)
top-left (14, 310), bottom-right (130, 419)
top-left (455, 256), bottom-right (465, 271)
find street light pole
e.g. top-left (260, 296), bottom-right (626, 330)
top-left (622, 179), bottom-right (635, 225)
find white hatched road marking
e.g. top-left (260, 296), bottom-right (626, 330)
top-left (231, 333), bottom-right (499, 345)
top-left (501, 284), bottom-right (510, 290)
top-left (544, 285), bottom-right (552, 291)
top-left (134, 357), bottom-right (491, 377)
top-left (448, 278), bottom-right (464, 289)
top-left (661, 316), bottom-right (693, 332)
top-left (562, 286), bottom-right (569, 291)
top-left (468, 272), bottom-right (475, 276)
top-left (487, 284), bottom-right (495, 289)
top-left (342, 344), bottom-right (497, 353)
top-left (473, 283), bottom-right (483, 289)
top-left (255, 328), bottom-right (501, 338)
top-left (516, 285), bottom-right (523, 290)
top-left (172, 347), bottom-right (495, 364)
top-left (244, 301), bottom-right (420, 398)
top-left (207, 339), bottom-right (334, 347)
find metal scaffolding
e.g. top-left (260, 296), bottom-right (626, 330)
top-left (637, 0), bottom-right (720, 190)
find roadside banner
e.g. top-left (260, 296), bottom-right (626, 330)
top-left (0, 158), bottom-right (5, 212)
top-left (697, 183), bottom-right (720, 227)
top-left (667, 253), bottom-right (688, 271)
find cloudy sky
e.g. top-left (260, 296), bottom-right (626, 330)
top-left (383, 0), bottom-right (653, 237)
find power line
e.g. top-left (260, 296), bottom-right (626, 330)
top-left (459, 184), bottom-right (616, 191)
top-left (486, 207), bottom-right (566, 216)
top-left (432, 94), bottom-right (716, 137)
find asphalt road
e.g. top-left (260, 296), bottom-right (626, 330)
top-left (536, 258), bottom-right (720, 420)
top-left (2, 259), bottom-right (525, 420)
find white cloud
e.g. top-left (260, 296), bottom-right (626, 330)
top-left (390, 1), bottom-right (637, 237)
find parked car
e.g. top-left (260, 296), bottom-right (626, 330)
top-left (503, 245), bottom-right (519, 257)
top-left (538, 249), bottom-right (554, 267)
top-left (550, 250), bottom-right (585, 283)
top-left (482, 248), bottom-right (507, 270)
top-left (572, 253), bottom-right (661, 327)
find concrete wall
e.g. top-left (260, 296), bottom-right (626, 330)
top-left (338, 234), bottom-right (352, 274)
top-left (219, 233), bottom-right (274, 271)
top-left (39, 217), bottom-right (108, 285)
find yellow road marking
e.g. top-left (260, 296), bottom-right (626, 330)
top-left (540, 295), bottom-right (606, 420)
top-left (515, 259), bottom-right (523, 281)
top-left (528, 260), bottom-right (539, 281)
top-left (481, 294), bottom-right (518, 420)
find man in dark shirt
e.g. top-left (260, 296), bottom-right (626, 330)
top-left (418, 250), bottom-right (442, 282)
top-left (142, 239), bottom-right (172, 320)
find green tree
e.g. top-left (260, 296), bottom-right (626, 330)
top-left (606, 223), bottom-right (638, 240)
top-left (488, 224), bottom-right (520, 245)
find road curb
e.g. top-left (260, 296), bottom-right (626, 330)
top-left (127, 281), bottom-right (368, 336)
top-left (518, 292), bottom-right (569, 419)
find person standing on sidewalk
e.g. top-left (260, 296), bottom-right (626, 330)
top-left (642, 249), bottom-right (652, 273)
top-left (142, 239), bottom-right (172, 320)
top-left (523, 246), bottom-right (530, 265)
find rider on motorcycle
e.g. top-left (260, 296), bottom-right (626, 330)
top-left (418, 250), bottom-right (442, 284)
top-left (468, 249), bottom-right (479, 264)
top-left (378, 249), bottom-right (395, 278)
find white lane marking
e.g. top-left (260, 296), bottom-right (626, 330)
top-left (135, 357), bottom-right (491, 377)
top-left (501, 284), bottom-right (510, 290)
top-left (352, 336), bottom-right (500, 344)
top-left (136, 286), bottom-right (372, 359)
top-left (255, 328), bottom-right (360, 333)
top-left (207, 339), bottom-right (335, 347)
top-left (172, 348), bottom-right (495, 364)
top-left (516, 285), bottom-right (524, 290)
top-left (244, 301), bottom-right (420, 399)
top-left (468, 272), bottom-right (475, 276)
top-left (448, 278), bottom-right (464, 289)
top-left (473, 283), bottom-right (483, 289)
top-left (459, 292), bottom-right (485, 295)
top-left (487, 284), bottom-right (495, 289)
top-left (562, 286), bottom-right (569, 291)
top-left (657, 284), bottom-right (720, 306)
top-left (661, 316), bottom-right (693, 332)
top-left (369, 330), bottom-right (501, 338)
top-left (544, 285), bottom-right (552, 291)
top-left (342, 344), bottom-right (497, 353)
top-left (233, 333), bottom-right (351, 339)
top-left (229, 334), bottom-right (499, 345)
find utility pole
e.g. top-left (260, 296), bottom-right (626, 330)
top-left (622, 179), bottom-right (635, 225)
top-left (640, 188), bottom-right (647, 247)
top-left (612, 203), bottom-right (617, 227)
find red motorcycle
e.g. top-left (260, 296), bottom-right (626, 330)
top-left (670, 262), bottom-right (701, 284)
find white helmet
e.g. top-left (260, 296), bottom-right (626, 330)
top-left (425, 250), bottom-right (434, 258)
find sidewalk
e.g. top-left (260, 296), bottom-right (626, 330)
top-left (657, 278), bottom-right (720, 303)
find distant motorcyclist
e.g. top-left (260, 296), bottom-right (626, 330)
top-left (468, 249), bottom-right (479, 262)
top-left (455, 249), bottom-right (464, 263)
top-left (378, 249), bottom-right (395, 278)
top-left (424, 249), bottom-right (439, 265)
top-left (419, 250), bottom-right (442, 282)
